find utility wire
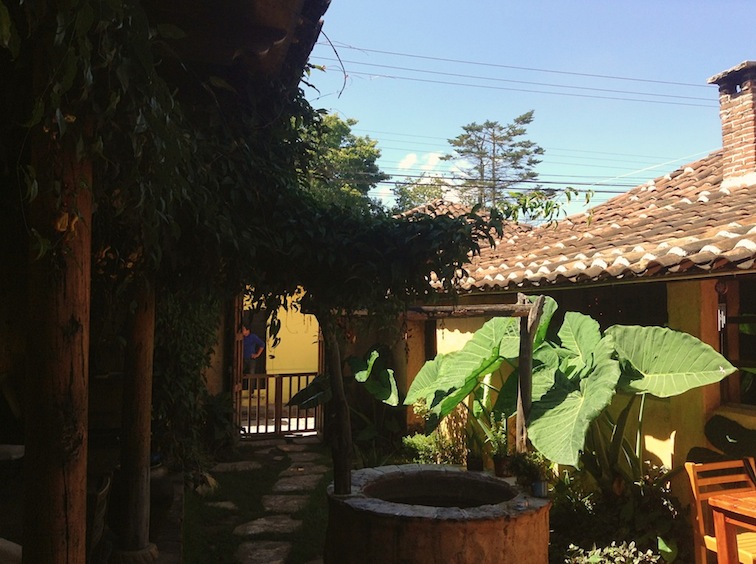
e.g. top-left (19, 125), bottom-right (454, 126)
top-left (374, 142), bottom-right (680, 166)
top-left (340, 70), bottom-right (715, 108)
top-left (316, 43), bottom-right (709, 89)
top-left (352, 127), bottom-right (703, 161)
top-left (312, 56), bottom-right (713, 103)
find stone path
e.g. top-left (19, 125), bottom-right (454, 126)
top-left (208, 436), bottom-right (327, 564)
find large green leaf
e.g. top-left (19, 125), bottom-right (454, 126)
top-left (363, 366), bottom-right (399, 406)
top-left (528, 336), bottom-right (620, 466)
top-left (430, 317), bottom-right (520, 415)
top-left (404, 353), bottom-right (446, 405)
top-left (492, 366), bottom-right (519, 416)
top-left (557, 311), bottom-right (602, 379)
top-left (405, 317), bottom-right (520, 407)
top-left (607, 325), bottom-right (736, 397)
top-left (348, 349), bottom-right (399, 406)
top-left (287, 374), bottom-right (332, 409)
top-left (437, 316), bottom-right (519, 381)
top-left (531, 295), bottom-right (558, 349)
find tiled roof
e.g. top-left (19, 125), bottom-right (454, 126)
top-left (461, 151), bottom-right (756, 292)
top-left (398, 199), bottom-right (481, 218)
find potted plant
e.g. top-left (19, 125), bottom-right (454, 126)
top-left (485, 413), bottom-right (510, 477)
top-left (510, 450), bottom-right (551, 497)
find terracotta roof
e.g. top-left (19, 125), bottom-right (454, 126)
top-left (399, 199), bottom-right (533, 240)
top-left (397, 199), bottom-right (473, 218)
top-left (462, 151), bottom-right (756, 292)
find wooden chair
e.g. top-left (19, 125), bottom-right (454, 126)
top-left (685, 458), bottom-right (756, 563)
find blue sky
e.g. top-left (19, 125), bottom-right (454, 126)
top-left (305, 1), bottom-right (756, 212)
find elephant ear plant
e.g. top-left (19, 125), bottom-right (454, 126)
top-left (405, 296), bottom-right (557, 446)
top-left (406, 297), bottom-right (736, 491)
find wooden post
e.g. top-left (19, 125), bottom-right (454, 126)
top-left (24, 143), bottom-right (92, 563)
top-left (274, 375), bottom-right (284, 434)
top-left (112, 280), bottom-right (159, 562)
top-left (515, 294), bottom-right (545, 453)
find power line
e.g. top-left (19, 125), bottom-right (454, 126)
top-left (344, 170), bottom-right (638, 190)
top-left (337, 70), bottom-right (715, 108)
top-left (374, 141), bottom-right (679, 166)
top-left (376, 148), bottom-right (682, 171)
top-left (312, 56), bottom-right (713, 104)
top-left (317, 43), bottom-right (710, 89)
top-left (353, 127), bottom-right (703, 161)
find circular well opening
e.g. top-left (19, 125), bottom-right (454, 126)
top-left (363, 470), bottom-right (515, 508)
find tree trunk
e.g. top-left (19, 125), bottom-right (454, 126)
top-left (113, 279), bottom-right (158, 560)
top-left (23, 146), bottom-right (92, 563)
top-left (320, 317), bottom-right (353, 494)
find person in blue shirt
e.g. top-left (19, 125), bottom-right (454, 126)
top-left (242, 324), bottom-right (265, 389)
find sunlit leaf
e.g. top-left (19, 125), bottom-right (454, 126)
top-left (607, 325), bottom-right (736, 397)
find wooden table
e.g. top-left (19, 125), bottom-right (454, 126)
top-left (709, 491), bottom-right (756, 563)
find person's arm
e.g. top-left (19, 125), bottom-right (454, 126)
top-left (251, 335), bottom-right (265, 359)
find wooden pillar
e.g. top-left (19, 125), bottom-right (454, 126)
top-left (112, 280), bottom-right (159, 562)
top-left (23, 144), bottom-right (92, 563)
top-left (515, 294), bottom-right (544, 453)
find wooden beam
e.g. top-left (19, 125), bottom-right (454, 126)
top-left (407, 303), bottom-right (533, 319)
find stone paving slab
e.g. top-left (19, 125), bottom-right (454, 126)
top-left (212, 460), bottom-right (262, 472)
top-left (262, 494), bottom-right (309, 513)
top-left (238, 438), bottom-right (286, 449)
top-left (233, 514), bottom-right (303, 536)
top-left (272, 474), bottom-right (323, 493)
top-left (276, 443), bottom-right (309, 453)
top-left (280, 462), bottom-right (329, 477)
top-left (234, 540), bottom-right (291, 564)
top-left (206, 501), bottom-right (238, 511)
top-left (286, 452), bottom-right (323, 463)
top-left (291, 435), bottom-right (321, 446)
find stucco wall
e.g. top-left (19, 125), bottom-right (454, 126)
top-left (657, 279), bottom-right (720, 502)
top-left (265, 307), bottom-right (320, 374)
top-left (436, 317), bottom-right (486, 354)
top-left (661, 280), bottom-right (720, 467)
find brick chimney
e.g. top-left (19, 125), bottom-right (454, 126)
top-left (708, 61), bottom-right (756, 188)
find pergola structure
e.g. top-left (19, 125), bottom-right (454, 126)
top-left (409, 294), bottom-right (545, 453)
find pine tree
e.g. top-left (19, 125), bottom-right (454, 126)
top-left (444, 111), bottom-right (545, 212)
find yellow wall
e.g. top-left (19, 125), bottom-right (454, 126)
top-left (660, 280), bottom-right (720, 467)
top-left (436, 317), bottom-right (486, 354)
top-left (654, 279), bottom-right (721, 501)
top-left (265, 306), bottom-right (320, 375)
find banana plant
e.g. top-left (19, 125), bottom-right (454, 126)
top-left (289, 345), bottom-right (399, 409)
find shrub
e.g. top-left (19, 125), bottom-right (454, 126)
top-left (564, 541), bottom-right (660, 563)
top-left (401, 432), bottom-right (465, 465)
top-left (152, 290), bottom-right (222, 476)
top-left (549, 463), bottom-right (691, 563)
